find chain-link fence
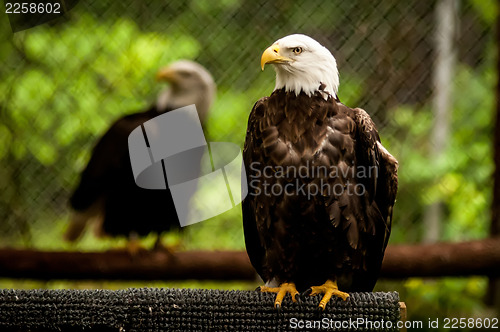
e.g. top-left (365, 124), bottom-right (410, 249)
top-left (0, 0), bottom-right (495, 249)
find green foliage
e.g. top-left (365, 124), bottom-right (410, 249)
top-left (0, 278), bottom-right (257, 292)
top-left (378, 62), bottom-right (495, 324)
top-left (470, 0), bottom-right (498, 24)
top-left (0, 14), bottom-right (204, 241)
top-left (405, 278), bottom-right (490, 332)
top-left (386, 63), bottom-right (494, 244)
top-left (378, 277), bottom-right (490, 332)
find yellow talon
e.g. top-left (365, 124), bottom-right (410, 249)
top-left (308, 279), bottom-right (349, 310)
top-left (260, 282), bottom-right (299, 308)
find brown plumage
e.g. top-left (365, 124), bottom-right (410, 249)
top-left (243, 88), bottom-right (397, 292)
top-left (242, 34), bottom-right (398, 308)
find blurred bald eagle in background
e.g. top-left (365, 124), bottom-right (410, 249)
top-left (66, 60), bottom-right (216, 250)
top-left (242, 35), bottom-right (398, 309)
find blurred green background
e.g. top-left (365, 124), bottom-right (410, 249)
top-left (0, 0), bottom-right (498, 329)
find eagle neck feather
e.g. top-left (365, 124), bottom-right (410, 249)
top-left (270, 89), bottom-right (336, 145)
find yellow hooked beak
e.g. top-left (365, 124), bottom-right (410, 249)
top-left (261, 44), bottom-right (293, 70)
top-left (156, 67), bottom-right (177, 82)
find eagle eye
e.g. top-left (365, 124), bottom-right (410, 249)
top-left (292, 47), bottom-right (303, 55)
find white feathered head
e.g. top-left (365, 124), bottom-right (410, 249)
top-left (261, 34), bottom-right (339, 99)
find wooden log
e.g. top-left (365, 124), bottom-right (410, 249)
top-left (0, 249), bottom-right (256, 281)
top-left (0, 237), bottom-right (499, 281)
top-left (381, 237), bottom-right (500, 278)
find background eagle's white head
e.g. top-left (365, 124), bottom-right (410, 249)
top-left (261, 34), bottom-right (339, 99)
top-left (156, 60), bottom-right (216, 122)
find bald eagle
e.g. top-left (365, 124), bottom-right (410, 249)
top-left (66, 60), bottom-right (216, 249)
top-left (242, 34), bottom-right (398, 309)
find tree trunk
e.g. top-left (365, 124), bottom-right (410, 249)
top-left (424, 0), bottom-right (457, 243)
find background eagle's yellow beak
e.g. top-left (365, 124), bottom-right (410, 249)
top-left (261, 44), bottom-right (293, 70)
top-left (156, 67), bottom-right (177, 82)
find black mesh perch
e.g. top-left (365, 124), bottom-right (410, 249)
top-left (0, 288), bottom-right (402, 332)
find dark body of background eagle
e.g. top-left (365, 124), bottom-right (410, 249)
top-left (242, 34), bottom-right (398, 309)
top-left (65, 60), bottom-right (216, 249)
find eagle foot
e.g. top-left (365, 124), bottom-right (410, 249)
top-left (260, 282), bottom-right (299, 308)
top-left (305, 279), bottom-right (349, 310)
